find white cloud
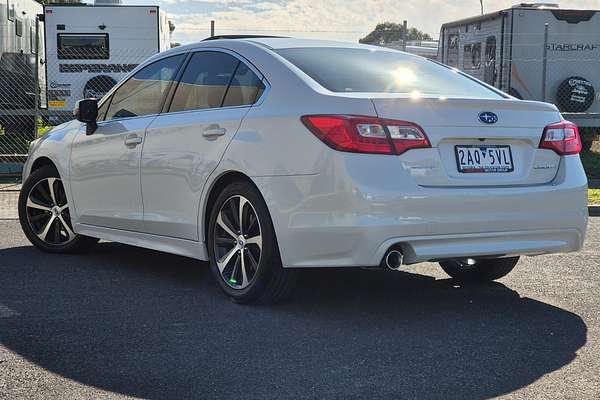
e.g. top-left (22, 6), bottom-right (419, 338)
top-left (162, 0), bottom-right (600, 44)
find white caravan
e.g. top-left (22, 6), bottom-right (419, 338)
top-left (438, 3), bottom-right (600, 130)
top-left (0, 0), bottom-right (44, 136)
top-left (43, 1), bottom-right (170, 123)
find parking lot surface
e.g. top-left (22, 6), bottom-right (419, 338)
top-left (1, 218), bottom-right (599, 399)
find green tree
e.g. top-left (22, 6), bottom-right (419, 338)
top-left (359, 22), bottom-right (432, 45)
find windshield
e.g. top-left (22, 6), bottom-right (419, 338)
top-left (275, 47), bottom-right (503, 99)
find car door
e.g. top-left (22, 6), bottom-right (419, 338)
top-left (141, 50), bottom-right (266, 239)
top-left (69, 54), bottom-right (186, 231)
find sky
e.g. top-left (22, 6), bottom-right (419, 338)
top-left (119, 0), bottom-right (600, 44)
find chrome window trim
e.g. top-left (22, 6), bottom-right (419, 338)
top-left (94, 46), bottom-right (270, 123)
top-left (165, 47), bottom-right (270, 114)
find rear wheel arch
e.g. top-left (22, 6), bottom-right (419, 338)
top-left (202, 171), bottom-right (266, 244)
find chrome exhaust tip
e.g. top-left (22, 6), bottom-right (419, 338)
top-left (385, 250), bottom-right (404, 271)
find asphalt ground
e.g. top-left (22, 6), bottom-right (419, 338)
top-left (1, 218), bottom-right (599, 399)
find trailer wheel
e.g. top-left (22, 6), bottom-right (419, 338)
top-left (83, 75), bottom-right (117, 99)
top-left (556, 76), bottom-right (595, 112)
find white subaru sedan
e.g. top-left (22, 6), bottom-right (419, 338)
top-left (19, 37), bottom-right (588, 303)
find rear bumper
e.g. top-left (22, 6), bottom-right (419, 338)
top-left (253, 155), bottom-right (588, 268)
top-left (377, 228), bottom-right (583, 264)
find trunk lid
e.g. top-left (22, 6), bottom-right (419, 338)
top-left (371, 96), bottom-right (563, 187)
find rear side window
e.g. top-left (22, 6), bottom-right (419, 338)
top-left (222, 63), bottom-right (265, 107)
top-left (170, 52), bottom-right (239, 112)
top-left (57, 34), bottom-right (109, 60)
top-left (275, 47), bottom-right (502, 99)
top-left (105, 54), bottom-right (184, 120)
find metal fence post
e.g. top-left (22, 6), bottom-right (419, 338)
top-left (402, 20), bottom-right (407, 51)
top-left (34, 15), bottom-right (40, 139)
top-left (541, 23), bottom-right (549, 103)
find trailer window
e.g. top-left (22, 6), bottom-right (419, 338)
top-left (15, 18), bottom-right (23, 37)
top-left (57, 34), bottom-right (109, 60)
top-left (446, 33), bottom-right (459, 67)
top-left (463, 43), bottom-right (481, 70)
top-left (7, 1), bottom-right (15, 22)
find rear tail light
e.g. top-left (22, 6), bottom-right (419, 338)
top-left (539, 121), bottom-right (582, 155)
top-left (301, 115), bottom-right (430, 155)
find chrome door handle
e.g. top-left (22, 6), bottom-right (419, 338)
top-left (202, 127), bottom-right (227, 138)
top-left (124, 135), bottom-right (143, 147)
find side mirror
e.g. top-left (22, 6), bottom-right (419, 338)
top-left (74, 98), bottom-right (98, 135)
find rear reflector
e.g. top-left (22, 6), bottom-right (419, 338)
top-left (540, 121), bottom-right (582, 155)
top-left (301, 115), bottom-right (430, 155)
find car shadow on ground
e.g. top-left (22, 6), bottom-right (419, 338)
top-left (0, 242), bottom-right (587, 400)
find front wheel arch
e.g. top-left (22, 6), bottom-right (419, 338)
top-left (30, 156), bottom-right (58, 175)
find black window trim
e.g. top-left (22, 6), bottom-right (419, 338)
top-left (163, 47), bottom-right (270, 116)
top-left (98, 53), bottom-right (187, 123)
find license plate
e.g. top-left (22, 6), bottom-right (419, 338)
top-left (455, 145), bottom-right (514, 173)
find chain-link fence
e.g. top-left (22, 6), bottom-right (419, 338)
top-left (0, 46), bottom-right (159, 179)
top-left (0, 50), bottom-right (39, 177)
top-left (2, 23), bottom-right (600, 180)
top-left (438, 25), bottom-right (600, 147)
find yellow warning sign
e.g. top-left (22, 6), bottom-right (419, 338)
top-left (48, 100), bottom-right (67, 108)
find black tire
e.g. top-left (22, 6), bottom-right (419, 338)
top-left (439, 256), bottom-right (519, 283)
top-left (18, 165), bottom-right (99, 253)
top-left (207, 180), bottom-right (298, 304)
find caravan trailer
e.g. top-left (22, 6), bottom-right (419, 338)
top-left (0, 0), bottom-right (44, 137)
top-left (43, 1), bottom-right (170, 124)
top-left (438, 3), bottom-right (600, 129)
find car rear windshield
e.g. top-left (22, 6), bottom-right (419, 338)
top-left (274, 47), bottom-right (503, 99)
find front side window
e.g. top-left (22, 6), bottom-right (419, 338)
top-left (57, 34), bottom-right (109, 60)
top-left (169, 51), bottom-right (239, 112)
top-left (96, 97), bottom-right (110, 121)
top-left (463, 43), bottom-right (482, 70)
top-left (275, 47), bottom-right (502, 99)
top-left (105, 54), bottom-right (185, 120)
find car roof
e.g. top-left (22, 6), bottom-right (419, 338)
top-left (146, 37), bottom-right (406, 69)
top-left (165, 37), bottom-right (373, 54)
top-left (236, 37), bottom-right (369, 50)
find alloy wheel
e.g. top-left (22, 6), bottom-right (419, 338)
top-left (25, 177), bottom-right (76, 245)
top-left (213, 195), bottom-right (262, 289)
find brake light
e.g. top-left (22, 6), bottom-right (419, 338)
top-left (301, 115), bottom-right (430, 155)
top-left (539, 121), bottom-right (582, 155)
